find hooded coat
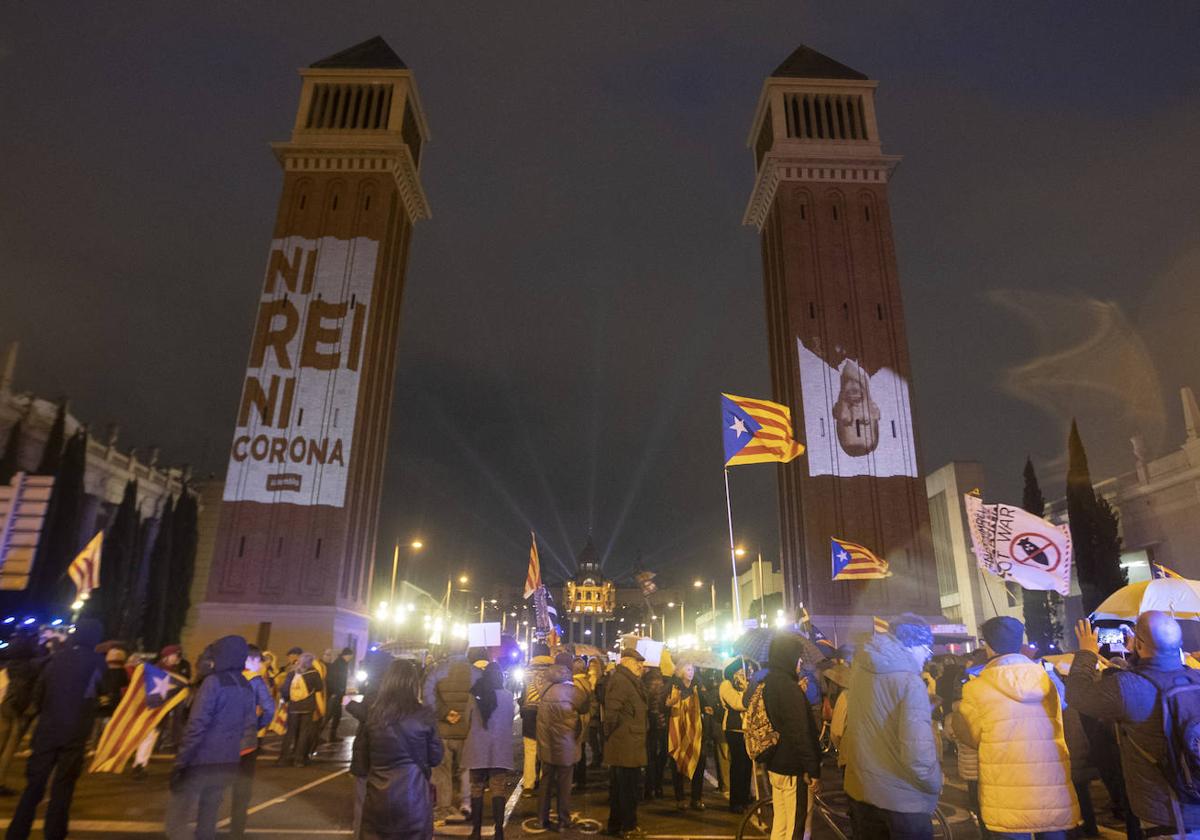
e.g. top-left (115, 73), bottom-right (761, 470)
top-left (537, 665), bottom-right (591, 765)
top-left (28, 618), bottom-right (104, 750)
top-left (842, 633), bottom-right (942, 814)
top-left (762, 635), bottom-right (822, 779)
top-left (959, 653), bottom-right (1080, 833)
top-left (175, 635), bottom-right (257, 770)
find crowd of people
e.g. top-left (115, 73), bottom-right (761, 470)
top-left (0, 608), bottom-right (1198, 839)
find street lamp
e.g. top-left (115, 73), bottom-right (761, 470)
top-left (389, 538), bottom-right (424, 607)
top-left (459, 574), bottom-right (469, 585)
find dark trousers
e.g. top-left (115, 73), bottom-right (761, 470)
top-left (848, 796), bottom-right (933, 840)
top-left (164, 763), bottom-right (238, 840)
top-left (991, 833), bottom-right (1069, 840)
top-left (672, 747), bottom-right (706, 804)
top-left (278, 711), bottom-right (316, 765)
top-left (229, 749), bottom-right (258, 838)
top-left (6, 735), bottom-right (87, 840)
top-left (607, 766), bottom-right (640, 833)
top-left (539, 763), bottom-right (573, 825)
top-left (966, 780), bottom-right (991, 839)
top-left (325, 693), bottom-right (344, 738)
top-left (644, 726), bottom-right (667, 796)
top-left (1073, 778), bottom-right (1098, 836)
top-left (726, 732), bottom-right (752, 810)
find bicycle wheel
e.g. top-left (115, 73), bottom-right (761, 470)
top-left (737, 798), bottom-right (774, 839)
top-left (931, 806), bottom-right (953, 840)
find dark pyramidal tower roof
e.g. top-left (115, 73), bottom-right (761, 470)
top-left (311, 36), bottom-right (407, 70)
top-left (772, 44), bottom-right (867, 81)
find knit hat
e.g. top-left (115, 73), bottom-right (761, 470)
top-left (981, 616), bottom-right (1025, 655)
top-left (891, 613), bottom-right (934, 648)
top-left (554, 651), bottom-right (574, 667)
top-left (159, 644), bottom-right (182, 660)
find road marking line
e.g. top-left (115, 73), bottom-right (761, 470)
top-left (0, 819), bottom-right (358, 835)
top-left (216, 767), bottom-right (348, 827)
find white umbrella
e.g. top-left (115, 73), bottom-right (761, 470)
top-left (1092, 578), bottom-right (1200, 621)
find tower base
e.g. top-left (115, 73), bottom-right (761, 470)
top-left (184, 601), bottom-right (369, 664)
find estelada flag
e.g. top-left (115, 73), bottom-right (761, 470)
top-left (832, 537), bottom-right (891, 580)
top-left (68, 531), bottom-right (103, 599)
top-left (873, 616), bottom-right (890, 634)
top-left (524, 532), bottom-right (542, 599)
top-left (91, 663), bottom-right (189, 773)
top-left (721, 394), bottom-right (805, 467)
top-left (1153, 563), bottom-right (1184, 580)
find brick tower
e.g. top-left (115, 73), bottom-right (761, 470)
top-left (189, 37), bottom-right (430, 659)
top-left (744, 46), bottom-right (938, 629)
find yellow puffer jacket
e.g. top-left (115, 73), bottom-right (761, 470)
top-left (961, 654), bottom-right (1080, 834)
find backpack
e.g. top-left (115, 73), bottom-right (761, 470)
top-left (289, 671), bottom-right (311, 703)
top-left (743, 682), bottom-right (779, 761)
top-left (1129, 667), bottom-right (1200, 805)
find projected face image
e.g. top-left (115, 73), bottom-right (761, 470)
top-left (833, 361), bottom-right (881, 457)
top-left (797, 337), bottom-right (917, 478)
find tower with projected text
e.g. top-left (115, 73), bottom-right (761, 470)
top-left (188, 37), bottom-right (430, 659)
top-left (744, 46), bottom-right (938, 631)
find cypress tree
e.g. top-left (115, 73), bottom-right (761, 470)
top-left (163, 489), bottom-right (199, 645)
top-left (1066, 420), bottom-right (1127, 614)
top-left (1020, 457), bottom-right (1062, 650)
top-left (96, 479), bottom-right (140, 636)
top-left (0, 419), bottom-right (21, 484)
top-left (36, 400), bottom-right (67, 475)
top-left (27, 429), bottom-right (88, 611)
top-left (142, 495), bottom-right (175, 652)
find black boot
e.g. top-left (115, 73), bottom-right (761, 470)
top-left (468, 795), bottom-right (484, 840)
top-left (492, 795), bottom-right (506, 840)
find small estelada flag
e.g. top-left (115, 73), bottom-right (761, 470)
top-left (68, 531), bottom-right (103, 599)
top-left (721, 393), bottom-right (805, 467)
top-left (831, 537), bottom-right (891, 580)
top-left (1153, 563), bottom-right (1184, 580)
top-left (873, 616), bottom-right (890, 634)
top-left (523, 532), bottom-right (542, 599)
top-left (91, 663), bottom-right (189, 773)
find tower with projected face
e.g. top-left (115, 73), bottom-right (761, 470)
top-left (744, 46), bottom-right (938, 627)
top-left (188, 37), bottom-right (430, 659)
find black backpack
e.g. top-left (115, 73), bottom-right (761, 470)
top-left (1132, 667), bottom-right (1200, 805)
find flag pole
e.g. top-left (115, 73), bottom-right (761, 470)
top-left (724, 468), bottom-right (743, 626)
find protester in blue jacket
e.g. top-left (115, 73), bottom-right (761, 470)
top-left (165, 635), bottom-right (256, 840)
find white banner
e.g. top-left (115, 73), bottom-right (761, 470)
top-left (964, 494), bottom-right (1072, 596)
top-left (222, 235), bottom-right (379, 508)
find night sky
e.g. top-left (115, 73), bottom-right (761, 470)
top-left (2, 5), bottom-right (1198, 598)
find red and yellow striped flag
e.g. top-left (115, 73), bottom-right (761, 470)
top-left (67, 531), bottom-right (103, 599)
top-left (524, 532), bottom-right (542, 599)
top-left (668, 686), bottom-right (703, 780)
top-left (873, 616), bottom-right (890, 634)
top-left (91, 663), bottom-right (189, 773)
top-left (722, 394), bottom-right (805, 466)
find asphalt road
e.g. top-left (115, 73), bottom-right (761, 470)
top-left (0, 718), bottom-right (1128, 839)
